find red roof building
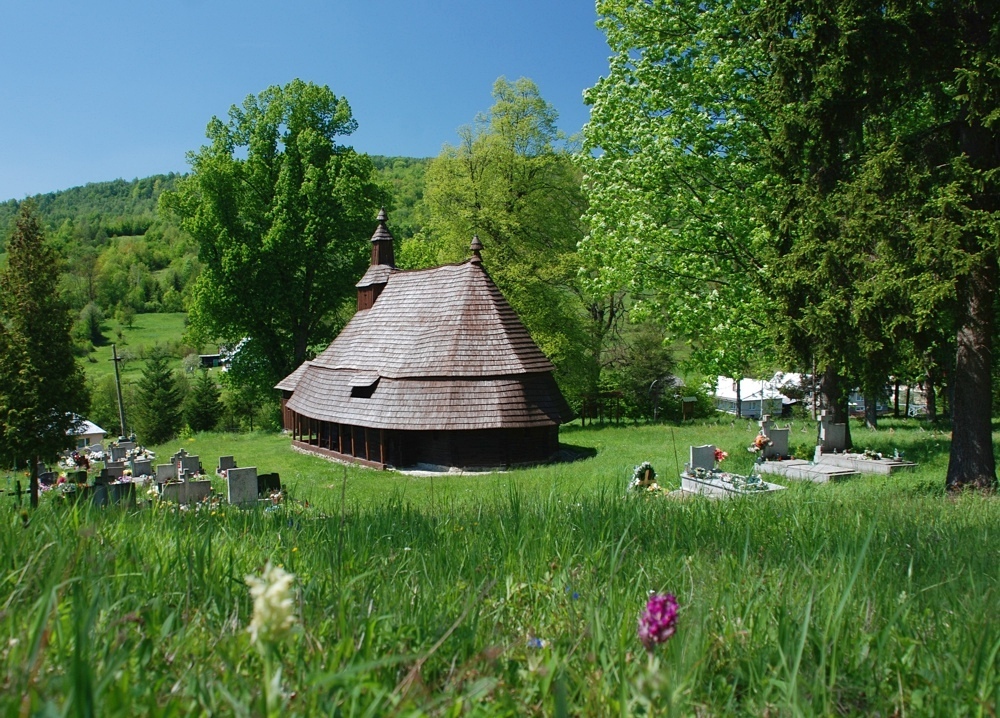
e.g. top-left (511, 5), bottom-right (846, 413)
top-left (276, 210), bottom-right (570, 469)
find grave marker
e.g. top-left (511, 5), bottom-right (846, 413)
top-left (155, 463), bottom-right (177, 482)
top-left (689, 445), bottom-right (717, 471)
top-left (218, 455), bottom-right (236, 473)
top-left (131, 459), bottom-right (152, 477)
top-left (227, 467), bottom-right (258, 506)
top-left (179, 455), bottom-right (200, 476)
top-left (817, 411), bottom-right (847, 453)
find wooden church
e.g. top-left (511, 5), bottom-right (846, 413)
top-left (276, 210), bottom-right (569, 469)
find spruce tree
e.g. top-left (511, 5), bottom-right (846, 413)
top-left (134, 348), bottom-right (182, 445)
top-left (0, 202), bottom-right (88, 507)
top-left (185, 370), bottom-right (221, 433)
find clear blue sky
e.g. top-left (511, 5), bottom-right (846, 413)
top-left (0, 1), bottom-right (611, 201)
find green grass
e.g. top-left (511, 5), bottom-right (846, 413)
top-left (79, 312), bottom-right (198, 382)
top-left (2, 419), bottom-right (998, 715)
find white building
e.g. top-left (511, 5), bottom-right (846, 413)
top-left (68, 418), bottom-right (107, 449)
top-left (714, 374), bottom-right (799, 418)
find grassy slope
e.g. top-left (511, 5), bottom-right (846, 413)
top-left (80, 312), bottom-right (193, 382)
top-left (2, 419), bottom-right (996, 715)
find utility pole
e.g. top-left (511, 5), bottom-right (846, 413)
top-left (111, 344), bottom-right (127, 440)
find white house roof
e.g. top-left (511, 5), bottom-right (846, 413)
top-left (714, 374), bottom-right (800, 405)
top-left (69, 418), bottom-right (107, 437)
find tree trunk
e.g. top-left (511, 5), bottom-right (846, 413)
top-left (925, 367), bottom-right (937, 423)
top-left (946, 257), bottom-right (997, 491)
top-left (30, 454), bottom-right (39, 509)
top-left (864, 392), bottom-right (878, 430)
top-left (904, 384), bottom-right (911, 417)
top-left (736, 378), bottom-right (742, 419)
top-left (893, 379), bottom-right (900, 418)
top-left (822, 365), bottom-right (852, 450)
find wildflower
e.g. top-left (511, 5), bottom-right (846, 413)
top-left (527, 637), bottom-right (547, 649)
top-left (245, 562), bottom-right (297, 648)
top-left (638, 593), bottom-right (679, 651)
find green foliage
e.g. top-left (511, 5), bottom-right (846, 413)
top-left (133, 347), bottom-right (183, 445)
top-left (0, 202), bottom-right (89, 502)
top-left (184, 370), bottom-right (222, 433)
top-left (161, 79), bottom-right (388, 391)
top-left (420, 77), bottom-right (598, 405)
top-left (370, 156), bottom-right (431, 242)
top-left (74, 302), bottom-right (105, 348)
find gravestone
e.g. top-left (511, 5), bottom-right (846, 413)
top-left (156, 463), bottom-right (177, 482)
top-left (689, 445), bottom-right (717, 471)
top-left (131, 459), bottom-right (152, 477)
top-left (110, 446), bottom-right (128, 462)
top-left (106, 462), bottom-right (125, 479)
top-left (759, 415), bottom-right (790, 459)
top-left (161, 479), bottom-right (212, 504)
top-left (94, 470), bottom-right (110, 486)
top-left (257, 472), bottom-right (281, 496)
top-left (118, 441), bottom-right (135, 451)
top-left (69, 470), bottom-right (88, 484)
top-left (227, 467), bottom-right (258, 506)
top-left (38, 472), bottom-right (56, 486)
top-left (179, 455), bottom-right (200, 476)
top-left (817, 411), bottom-right (847, 453)
top-left (171, 448), bottom-right (189, 464)
top-left (218, 455), bottom-right (236, 473)
top-left (92, 485), bottom-right (109, 507)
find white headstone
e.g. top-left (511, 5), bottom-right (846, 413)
top-left (227, 466), bottom-right (258, 506)
top-left (690, 445), bottom-right (717, 471)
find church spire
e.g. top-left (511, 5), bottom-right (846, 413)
top-left (370, 207), bottom-right (395, 268)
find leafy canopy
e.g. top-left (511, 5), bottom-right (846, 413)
top-left (161, 79), bottom-right (387, 391)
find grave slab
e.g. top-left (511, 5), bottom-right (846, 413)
top-left (757, 459), bottom-right (857, 483)
top-left (815, 454), bottom-right (917, 475)
top-left (680, 470), bottom-right (786, 497)
top-left (156, 463), bottom-right (177, 482)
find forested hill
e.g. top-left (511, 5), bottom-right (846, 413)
top-left (0, 174), bottom-right (182, 247)
top-left (0, 157), bottom-right (430, 247)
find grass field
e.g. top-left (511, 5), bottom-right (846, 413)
top-left (80, 312), bottom-right (197, 382)
top-left (2, 419), bottom-right (998, 715)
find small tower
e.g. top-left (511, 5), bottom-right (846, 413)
top-left (469, 234), bottom-right (483, 264)
top-left (356, 208), bottom-right (396, 310)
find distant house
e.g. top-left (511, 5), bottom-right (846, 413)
top-left (714, 374), bottom-right (799, 418)
top-left (276, 210), bottom-right (570, 469)
top-left (199, 354), bottom-right (223, 369)
top-left (68, 417), bottom-right (107, 449)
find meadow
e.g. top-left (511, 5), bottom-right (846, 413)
top-left (2, 419), bottom-right (998, 715)
top-left (81, 312), bottom-right (202, 382)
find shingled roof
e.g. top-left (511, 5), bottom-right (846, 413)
top-left (278, 236), bottom-right (569, 431)
top-left (313, 261), bottom-right (553, 378)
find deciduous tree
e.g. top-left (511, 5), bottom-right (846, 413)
top-left (161, 79), bottom-right (387, 392)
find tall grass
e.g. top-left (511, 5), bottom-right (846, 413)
top-left (3, 451), bottom-right (999, 715)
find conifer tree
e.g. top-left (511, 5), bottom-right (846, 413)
top-left (185, 369), bottom-right (221, 433)
top-left (133, 348), bottom-right (182, 445)
top-left (0, 202), bottom-right (88, 507)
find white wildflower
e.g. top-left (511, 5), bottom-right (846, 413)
top-left (245, 562), bottom-right (297, 647)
